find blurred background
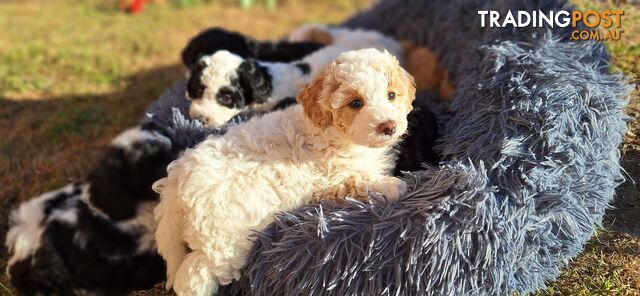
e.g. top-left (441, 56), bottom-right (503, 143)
top-left (0, 0), bottom-right (638, 295)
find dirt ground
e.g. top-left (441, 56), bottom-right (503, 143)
top-left (0, 0), bottom-right (638, 295)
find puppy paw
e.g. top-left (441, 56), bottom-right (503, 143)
top-left (369, 177), bottom-right (407, 203)
top-left (173, 251), bottom-right (219, 296)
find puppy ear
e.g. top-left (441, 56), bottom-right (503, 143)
top-left (297, 68), bottom-right (333, 127)
top-left (237, 60), bottom-right (273, 106)
top-left (399, 67), bottom-right (417, 111)
top-left (186, 59), bottom-right (208, 100)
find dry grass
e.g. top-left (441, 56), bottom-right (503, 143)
top-left (0, 0), bottom-right (638, 295)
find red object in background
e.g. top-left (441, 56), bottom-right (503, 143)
top-left (127, 0), bottom-right (146, 14)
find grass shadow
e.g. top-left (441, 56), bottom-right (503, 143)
top-left (0, 63), bottom-right (184, 255)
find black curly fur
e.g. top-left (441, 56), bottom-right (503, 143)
top-left (236, 60), bottom-right (273, 105)
top-left (87, 136), bottom-right (176, 221)
top-left (181, 27), bottom-right (324, 68)
top-left (186, 60), bottom-right (208, 101)
top-left (394, 98), bottom-right (440, 175)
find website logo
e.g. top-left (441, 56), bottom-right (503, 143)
top-left (478, 10), bottom-right (624, 41)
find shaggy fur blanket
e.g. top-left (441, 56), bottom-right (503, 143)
top-left (210, 0), bottom-right (630, 295)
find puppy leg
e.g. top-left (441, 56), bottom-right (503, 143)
top-left (367, 176), bottom-right (408, 202)
top-left (173, 250), bottom-right (218, 296)
top-left (154, 190), bottom-right (187, 290)
top-left (320, 176), bottom-right (370, 202)
top-left (320, 176), bottom-right (406, 203)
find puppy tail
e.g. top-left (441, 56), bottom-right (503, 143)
top-left (154, 178), bottom-right (188, 290)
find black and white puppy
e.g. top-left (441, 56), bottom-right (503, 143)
top-left (4, 128), bottom-right (172, 295)
top-left (3, 81), bottom-right (262, 295)
top-left (186, 31), bottom-right (402, 126)
top-left (186, 49), bottom-right (313, 126)
top-left (181, 27), bottom-right (325, 68)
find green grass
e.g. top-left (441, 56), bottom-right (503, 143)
top-left (0, 0), bottom-right (638, 295)
top-left (610, 43), bottom-right (640, 76)
top-left (0, 2), bottom-right (141, 97)
top-left (0, 0), bottom-right (368, 99)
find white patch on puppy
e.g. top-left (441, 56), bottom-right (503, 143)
top-left (154, 48), bottom-right (415, 296)
top-left (5, 184), bottom-right (83, 270)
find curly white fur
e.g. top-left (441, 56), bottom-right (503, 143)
top-left (154, 49), bottom-right (415, 295)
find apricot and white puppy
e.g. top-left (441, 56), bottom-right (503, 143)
top-left (153, 48), bottom-right (415, 296)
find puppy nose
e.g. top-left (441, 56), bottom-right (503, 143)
top-left (376, 120), bottom-right (397, 136)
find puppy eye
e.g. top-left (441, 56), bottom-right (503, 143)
top-left (217, 94), bottom-right (234, 106)
top-left (348, 99), bottom-right (363, 109)
top-left (388, 91), bottom-right (396, 101)
top-left (216, 87), bottom-right (238, 107)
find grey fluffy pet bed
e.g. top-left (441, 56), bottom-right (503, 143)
top-left (204, 0), bottom-right (631, 295)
